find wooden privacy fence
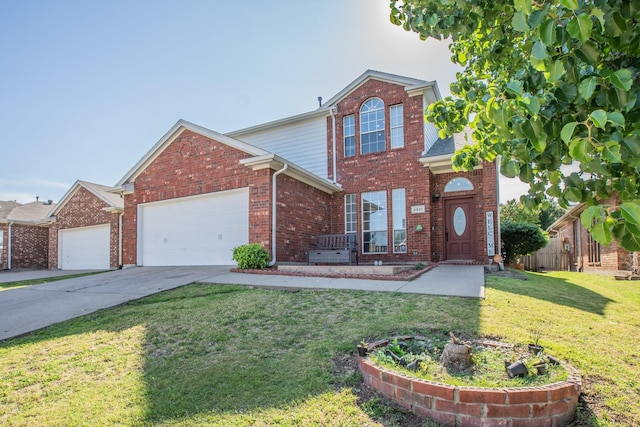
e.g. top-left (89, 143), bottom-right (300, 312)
top-left (521, 236), bottom-right (571, 271)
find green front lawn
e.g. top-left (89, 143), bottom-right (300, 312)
top-left (0, 271), bottom-right (108, 291)
top-left (0, 271), bottom-right (638, 426)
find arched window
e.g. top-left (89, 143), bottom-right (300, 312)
top-left (360, 98), bottom-right (385, 154)
top-left (444, 177), bottom-right (474, 192)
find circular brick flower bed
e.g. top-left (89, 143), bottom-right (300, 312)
top-left (358, 338), bottom-right (581, 426)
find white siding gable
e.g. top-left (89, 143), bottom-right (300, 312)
top-left (229, 115), bottom-right (328, 179)
top-left (423, 94), bottom-right (440, 153)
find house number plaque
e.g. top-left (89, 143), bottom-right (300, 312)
top-left (411, 205), bottom-right (426, 214)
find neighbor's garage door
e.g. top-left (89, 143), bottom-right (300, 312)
top-left (59, 224), bottom-right (110, 270)
top-left (138, 188), bottom-right (249, 266)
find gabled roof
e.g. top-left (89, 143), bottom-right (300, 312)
top-left (117, 119), bottom-right (270, 186)
top-left (547, 203), bottom-right (585, 233)
top-left (321, 69), bottom-right (437, 107)
top-left (49, 180), bottom-right (124, 218)
top-left (227, 70), bottom-right (441, 137)
top-left (115, 119), bottom-right (342, 195)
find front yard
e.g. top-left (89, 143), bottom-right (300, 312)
top-left (0, 270), bottom-right (638, 426)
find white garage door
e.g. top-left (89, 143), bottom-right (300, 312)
top-left (138, 188), bottom-right (249, 266)
top-left (59, 224), bottom-right (110, 270)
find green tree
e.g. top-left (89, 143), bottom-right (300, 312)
top-left (500, 199), bottom-right (540, 225)
top-left (501, 222), bottom-right (549, 264)
top-left (500, 198), bottom-right (566, 229)
top-left (390, 0), bottom-right (640, 250)
top-left (539, 202), bottom-right (566, 229)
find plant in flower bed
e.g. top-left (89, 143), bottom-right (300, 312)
top-left (368, 333), bottom-right (568, 388)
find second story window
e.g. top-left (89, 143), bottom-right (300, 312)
top-left (344, 115), bottom-right (355, 157)
top-left (390, 104), bottom-right (404, 148)
top-left (360, 98), bottom-right (385, 154)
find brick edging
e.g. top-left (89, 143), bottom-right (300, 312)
top-left (358, 345), bottom-right (581, 426)
top-left (230, 263), bottom-right (437, 281)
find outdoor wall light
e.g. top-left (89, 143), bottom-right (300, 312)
top-left (431, 193), bottom-right (441, 203)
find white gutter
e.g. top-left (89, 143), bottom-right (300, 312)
top-left (7, 221), bottom-right (13, 270)
top-left (268, 163), bottom-right (289, 266)
top-left (330, 106), bottom-right (337, 183)
top-left (496, 157), bottom-right (502, 257)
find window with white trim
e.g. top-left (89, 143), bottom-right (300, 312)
top-left (360, 98), bottom-right (385, 154)
top-left (344, 115), bottom-right (355, 157)
top-left (362, 191), bottom-right (388, 253)
top-left (588, 233), bottom-right (601, 264)
top-left (444, 177), bottom-right (474, 192)
top-left (390, 104), bottom-right (404, 148)
top-left (392, 189), bottom-right (407, 253)
top-left (345, 194), bottom-right (357, 234)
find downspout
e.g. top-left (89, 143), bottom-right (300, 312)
top-left (496, 158), bottom-right (502, 258)
top-left (118, 212), bottom-right (124, 268)
top-left (7, 221), bottom-right (13, 270)
top-left (268, 163), bottom-right (289, 266)
top-left (330, 106), bottom-right (337, 183)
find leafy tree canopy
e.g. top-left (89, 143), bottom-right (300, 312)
top-left (390, 0), bottom-right (640, 250)
top-left (501, 198), bottom-right (566, 229)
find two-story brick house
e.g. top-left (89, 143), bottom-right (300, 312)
top-left (114, 70), bottom-right (499, 267)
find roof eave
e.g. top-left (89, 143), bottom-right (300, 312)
top-left (226, 109), bottom-right (329, 137)
top-left (240, 154), bottom-right (342, 194)
top-left (419, 154), bottom-right (483, 174)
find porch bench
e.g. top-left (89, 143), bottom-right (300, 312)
top-left (308, 233), bottom-right (358, 265)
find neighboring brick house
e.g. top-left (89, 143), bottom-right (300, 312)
top-left (114, 70), bottom-right (500, 267)
top-left (0, 200), bottom-right (54, 270)
top-left (547, 200), bottom-right (636, 274)
top-left (48, 180), bottom-right (124, 270)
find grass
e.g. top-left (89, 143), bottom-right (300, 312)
top-left (0, 270), bottom-right (638, 426)
top-left (0, 271), bottom-right (108, 291)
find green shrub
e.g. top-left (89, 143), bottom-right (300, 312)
top-left (232, 243), bottom-right (270, 269)
top-left (501, 221), bottom-right (548, 264)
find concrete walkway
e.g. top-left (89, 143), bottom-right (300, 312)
top-left (0, 265), bottom-right (483, 341)
top-left (201, 264), bottom-right (485, 298)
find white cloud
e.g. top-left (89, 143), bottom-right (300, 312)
top-left (0, 178), bottom-right (70, 189)
top-left (0, 191), bottom-right (37, 204)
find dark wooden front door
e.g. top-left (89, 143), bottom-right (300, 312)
top-left (444, 197), bottom-right (476, 260)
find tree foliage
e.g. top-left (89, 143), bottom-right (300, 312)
top-left (501, 221), bottom-right (549, 264)
top-left (390, 0), bottom-right (640, 250)
top-left (501, 198), bottom-right (566, 229)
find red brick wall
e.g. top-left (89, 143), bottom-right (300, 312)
top-left (554, 197), bottom-right (631, 273)
top-left (277, 174), bottom-right (332, 262)
top-left (49, 186), bottom-right (121, 269)
top-left (122, 129), bottom-right (273, 266)
top-left (326, 78), bottom-right (499, 263)
top-left (11, 224), bottom-right (49, 269)
top-left (328, 79), bottom-right (432, 263)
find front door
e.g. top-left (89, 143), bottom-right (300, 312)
top-left (444, 198), bottom-right (476, 260)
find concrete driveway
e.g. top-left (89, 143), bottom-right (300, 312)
top-left (0, 264), bottom-right (484, 342)
top-left (0, 266), bottom-right (231, 341)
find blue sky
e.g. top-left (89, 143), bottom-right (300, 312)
top-left (0, 0), bottom-right (527, 204)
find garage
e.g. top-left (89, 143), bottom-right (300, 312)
top-left (138, 188), bottom-right (249, 266)
top-left (59, 224), bottom-right (111, 270)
